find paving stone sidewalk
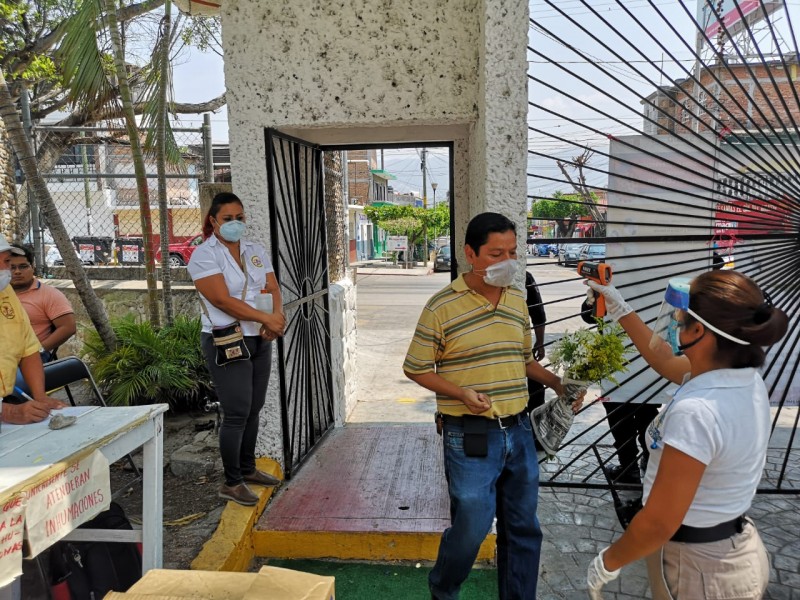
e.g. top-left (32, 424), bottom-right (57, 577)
top-left (536, 447), bottom-right (800, 599)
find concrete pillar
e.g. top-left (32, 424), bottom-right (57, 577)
top-left (220, 0), bottom-right (530, 463)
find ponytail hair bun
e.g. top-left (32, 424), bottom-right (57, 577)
top-left (690, 271), bottom-right (788, 368)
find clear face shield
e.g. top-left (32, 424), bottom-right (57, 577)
top-left (649, 277), bottom-right (692, 355)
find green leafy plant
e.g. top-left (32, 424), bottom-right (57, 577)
top-left (83, 315), bottom-right (212, 411)
top-left (549, 320), bottom-right (631, 384)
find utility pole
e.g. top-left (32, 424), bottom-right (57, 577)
top-left (421, 148), bottom-right (428, 267)
top-left (431, 182), bottom-right (438, 242)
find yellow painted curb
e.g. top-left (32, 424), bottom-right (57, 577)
top-left (253, 530), bottom-right (496, 563)
top-left (190, 457), bottom-right (283, 572)
top-left (191, 457), bottom-right (497, 568)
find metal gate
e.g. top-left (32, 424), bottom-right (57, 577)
top-left (265, 129), bottom-right (335, 479)
top-left (528, 1), bottom-right (800, 496)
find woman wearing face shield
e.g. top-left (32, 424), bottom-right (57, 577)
top-left (188, 192), bottom-right (286, 507)
top-left (583, 270), bottom-right (788, 600)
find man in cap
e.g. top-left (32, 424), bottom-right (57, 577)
top-left (0, 234), bottom-right (67, 424)
top-left (9, 243), bottom-right (76, 361)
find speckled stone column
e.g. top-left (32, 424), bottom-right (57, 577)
top-left (0, 119), bottom-right (17, 240)
top-left (220, 0), bottom-right (530, 465)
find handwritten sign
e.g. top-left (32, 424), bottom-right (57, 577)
top-left (0, 493), bottom-right (25, 587)
top-left (24, 451), bottom-right (110, 557)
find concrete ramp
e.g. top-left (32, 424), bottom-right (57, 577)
top-left (253, 425), bottom-right (495, 562)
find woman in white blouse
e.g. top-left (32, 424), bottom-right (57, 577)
top-left (188, 192), bottom-right (286, 507)
top-left (585, 270), bottom-right (788, 599)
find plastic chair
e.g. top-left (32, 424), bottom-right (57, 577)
top-left (15, 356), bottom-right (102, 406)
top-left (14, 356), bottom-right (142, 495)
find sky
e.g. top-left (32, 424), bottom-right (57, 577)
top-left (527, 0), bottom-right (800, 202)
top-left (164, 0), bottom-right (800, 203)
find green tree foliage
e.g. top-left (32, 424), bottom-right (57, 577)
top-left (529, 191), bottom-right (591, 237)
top-left (1, 1), bottom-right (223, 119)
top-left (364, 202), bottom-right (451, 259)
top-left (365, 204), bottom-right (421, 258)
top-left (428, 201), bottom-right (450, 240)
top-left (83, 315), bottom-right (212, 410)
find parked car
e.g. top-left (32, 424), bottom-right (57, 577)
top-left (155, 234), bottom-right (204, 267)
top-left (534, 243), bottom-right (558, 257)
top-left (46, 245), bottom-right (90, 267)
top-left (578, 243), bottom-right (606, 263)
top-left (558, 243), bottom-right (584, 267)
top-left (434, 245), bottom-right (451, 272)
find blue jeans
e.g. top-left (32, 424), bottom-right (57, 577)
top-left (430, 414), bottom-right (543, 600)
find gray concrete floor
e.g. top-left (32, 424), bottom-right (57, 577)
top-left (349, 261), bottom-right (800, 599)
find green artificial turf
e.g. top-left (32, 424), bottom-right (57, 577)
top-left (265, 559), bottom-right (497, 599)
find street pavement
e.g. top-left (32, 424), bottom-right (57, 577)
top-left (351, 259), bottom-right (800, 599)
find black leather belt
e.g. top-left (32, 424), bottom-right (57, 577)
top-left (671, 515), bottom-right (746, 544)
top-left (440, 409), bottom-right (529, 429)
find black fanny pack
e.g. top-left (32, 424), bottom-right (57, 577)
top-left (210, 322), bottom-right (251, 366)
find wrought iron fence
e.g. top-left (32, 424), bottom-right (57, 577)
top-left (529, 1), bottom-right (799, 494)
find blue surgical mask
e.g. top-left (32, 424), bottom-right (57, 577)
top-left (0, 269), bottom-right (10, 291)
top-left (218, 220), bottom-right (246, 242)
top-left (667, 317), bottom-right (682, 356)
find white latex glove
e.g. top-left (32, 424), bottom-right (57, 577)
top-left (587, 547), bottom-right (621, 599)
top-left (585, 280), bottom-right (634, 322)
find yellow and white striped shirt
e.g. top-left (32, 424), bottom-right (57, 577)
top-left (403, 275), bottom-right (533, 418)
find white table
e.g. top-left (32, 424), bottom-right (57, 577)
top-left (0, 404), bottom-right (168, 587)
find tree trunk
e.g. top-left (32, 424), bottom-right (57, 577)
top-left (558, 152), bottom-right (606, 237)
top-left (0, 68), bottom-right (117, 350)
top-left (156, 0), bottom-right (174, 325)
top-left (323, 151), bottom-right (346, 282)
top-left (555, 217), bottom-right (577, 238)
top-left (101, 0), bottom-right (160, 326)
top-left (0, 116), bottom-right (17, 240)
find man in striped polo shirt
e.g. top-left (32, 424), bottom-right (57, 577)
top-left (404, 212), bottom-right (572, 600)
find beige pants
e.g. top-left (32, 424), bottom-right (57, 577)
top-left (645, 519), bottom-right (770, 600)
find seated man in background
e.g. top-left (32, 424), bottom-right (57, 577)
top-left (0, 235), bottom-right (67, 424)
top-left (10, 244), bottom-right (76, 362)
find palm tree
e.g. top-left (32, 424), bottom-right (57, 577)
top-left (141, 0), bottom-right (180, 326)
top-left (0, 68), bottom-right (117, 350)
top-left (59, 0), bottom-right (160, 326)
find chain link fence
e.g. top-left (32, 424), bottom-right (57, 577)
top-left (22, 124), bottom-right (210, 273)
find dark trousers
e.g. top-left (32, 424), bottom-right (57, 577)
top-left (527, 379), bottom-right (546, 451)
top-left (526, 379), bottom-right (545, 412)
top-left (201, 334), bottom-right (272, 486)
top-left (603, 401), bottom-right (659, 469)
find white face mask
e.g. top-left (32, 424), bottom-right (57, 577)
top-left (481, 259), bottom-right (518, 288)
top-left (0, 269), bottom-right (10, 291)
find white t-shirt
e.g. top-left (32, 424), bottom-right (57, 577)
top-left (642, 368), bottom-right (769, 528)
top-left (187, 234), bottom-right (274, 336)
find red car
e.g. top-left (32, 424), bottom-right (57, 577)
top-left (156, 234), bottom-right (204, 267)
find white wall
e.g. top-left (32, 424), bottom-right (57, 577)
top-left (220, 0), bottom-right (530, 465)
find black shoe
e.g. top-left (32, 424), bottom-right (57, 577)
top-left (604, 463), bottom-right (641, 484)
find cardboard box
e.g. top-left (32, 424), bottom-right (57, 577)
top-left (105, 567), bottom-right (334, 600)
